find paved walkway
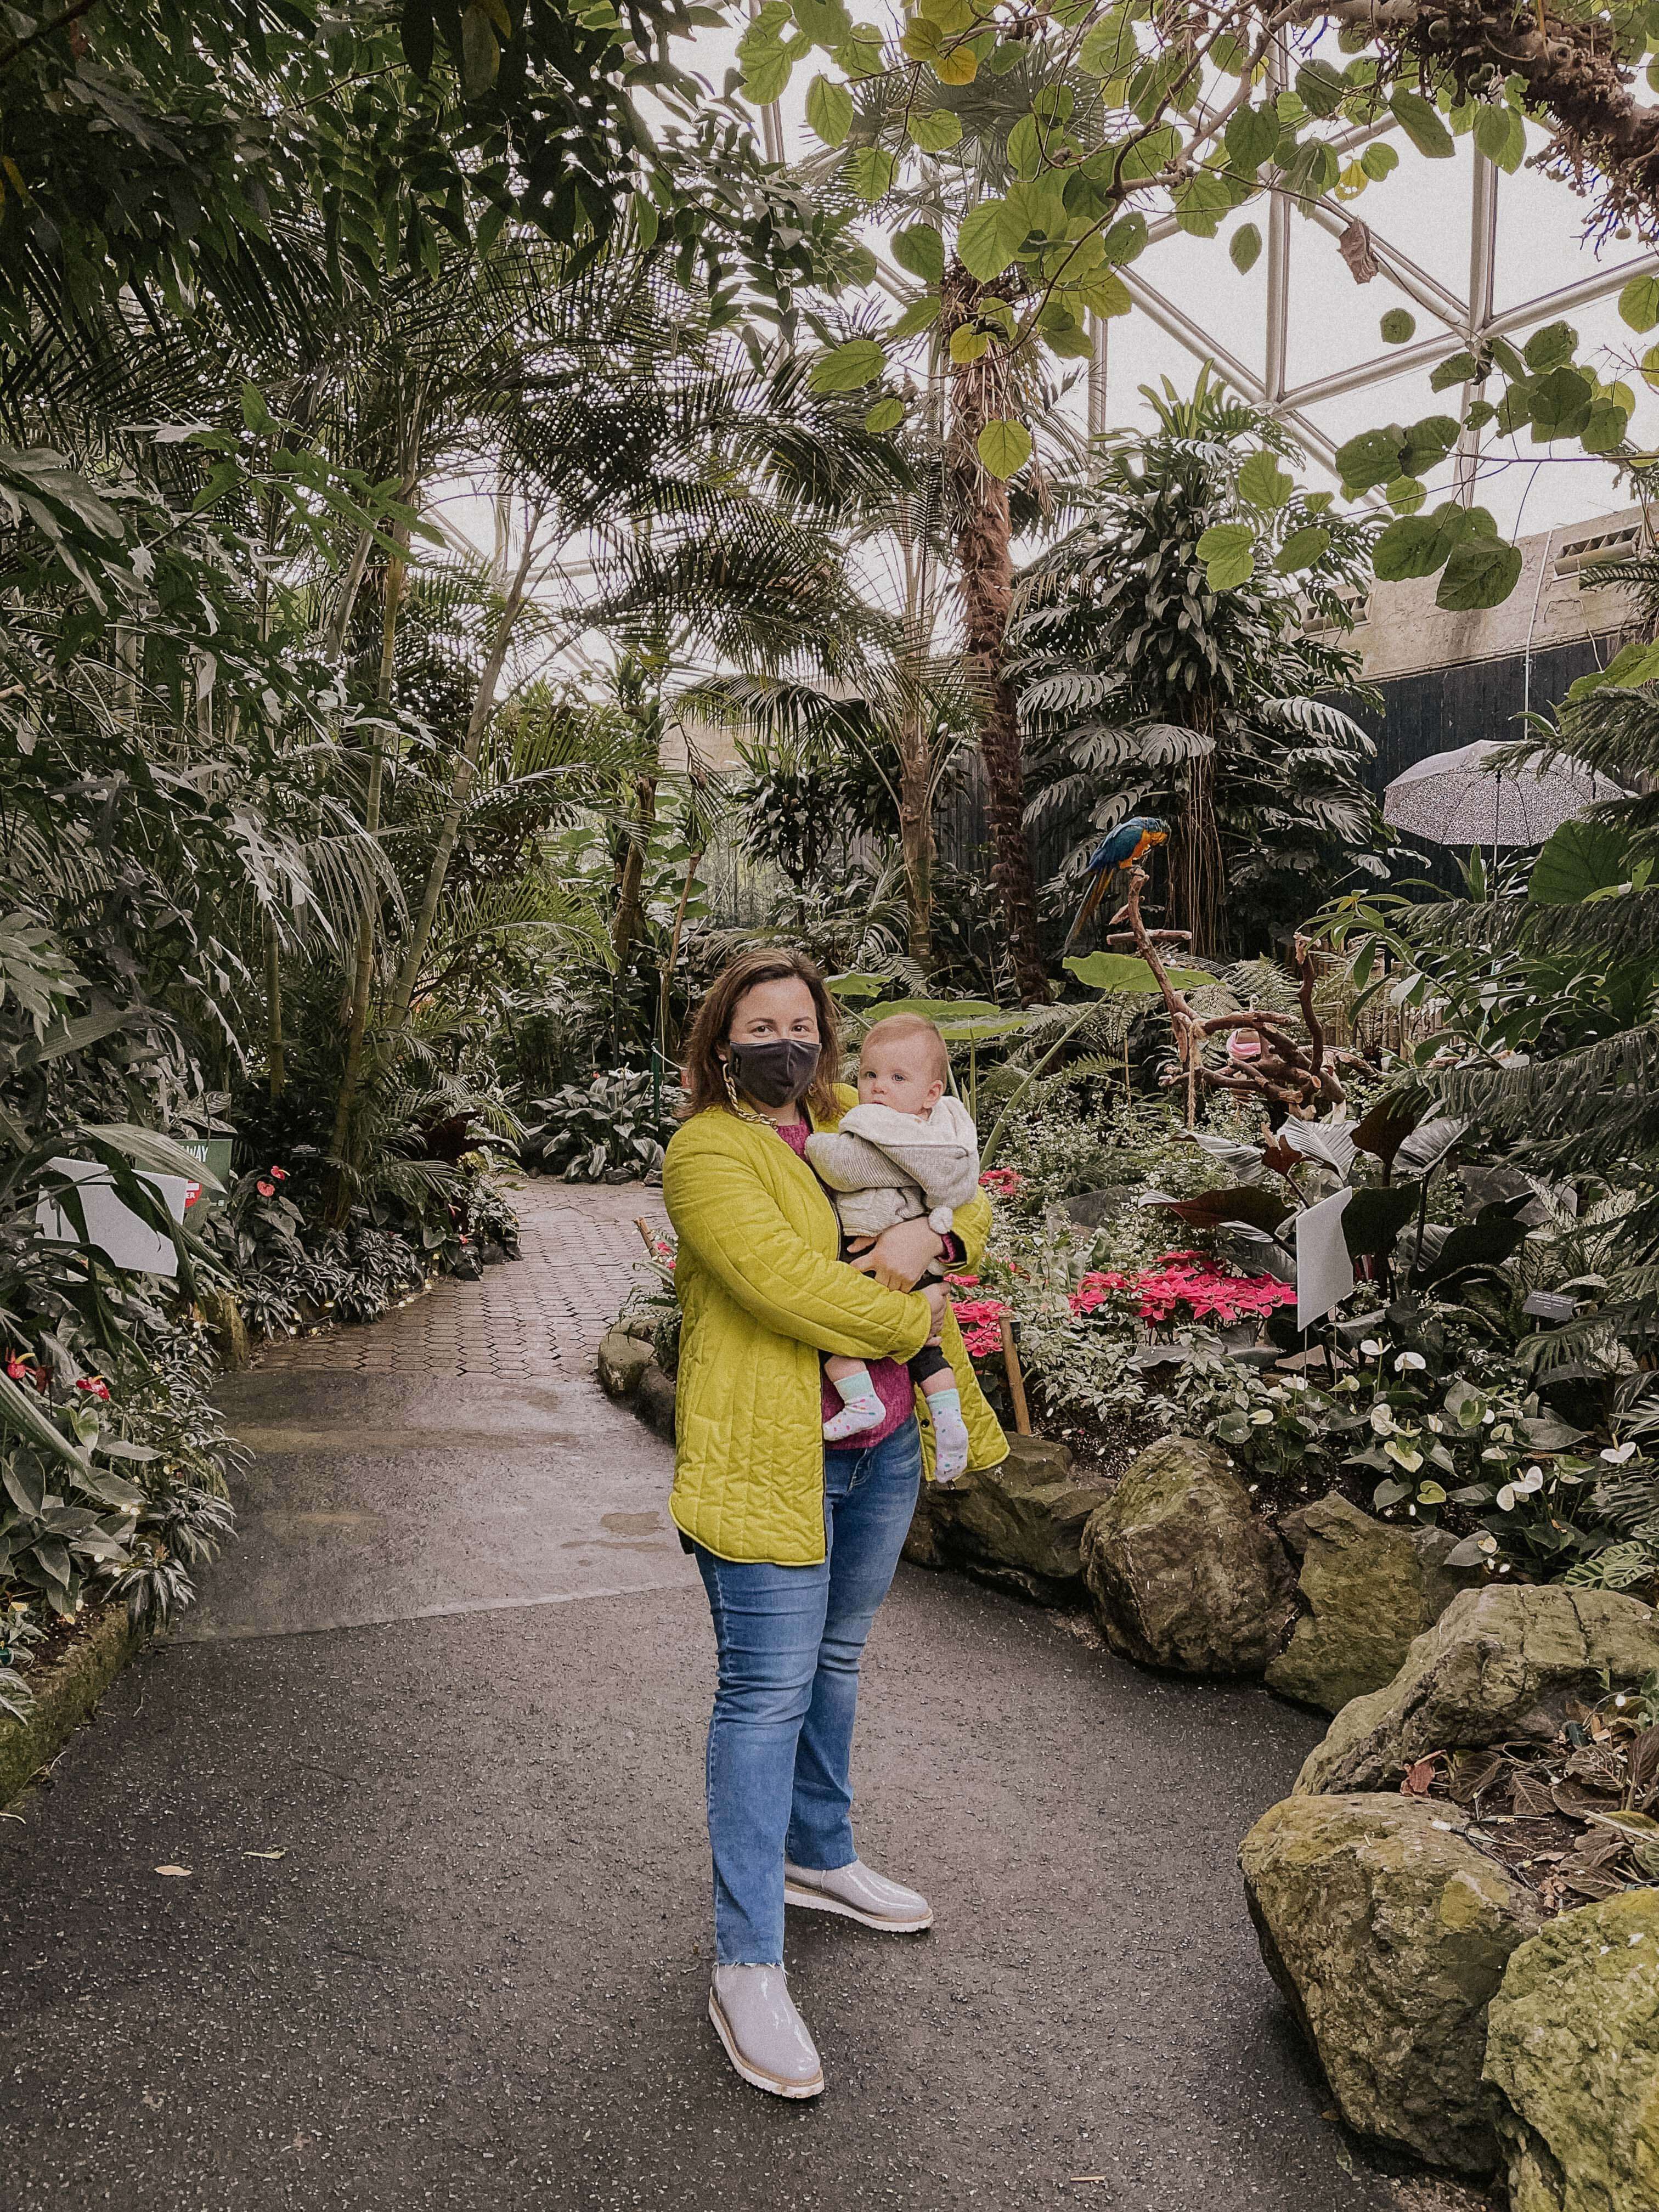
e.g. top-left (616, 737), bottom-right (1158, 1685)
top-left (0, 1183), bottom-right (1440, 2212)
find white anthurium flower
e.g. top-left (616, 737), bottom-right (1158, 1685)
top-left (1601, 1442), bottom-right (1639, 1465)
top-left (1497, 1466), bottom-right (1545, 1511)
top-left (1359, 1339), bottom-right (1384, 1357)
top-left (1370, 1403), bottom-right (1396, 1436)
top-left (1394, 1351), bottom-right (1427, 1372)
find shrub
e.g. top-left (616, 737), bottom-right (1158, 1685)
top-left (521, 1069), bottom-right (680, 1182)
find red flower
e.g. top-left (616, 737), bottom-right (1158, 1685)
top-left (75, 1378), bottom-right (111, 1401)
top-left (978, 1167), bottom-right (1022, 1195)
top-left (1065, 1250), bottom-right (1295, 1329)
top-left (269, 1165), bottom-right (288, 1182)
top-left (257, 1180), bottom-right (275, 1198)
top-left (947, 1294), bottom-right (1011, 1358)
top-left (4, 1355), bottom-right (30, 1383)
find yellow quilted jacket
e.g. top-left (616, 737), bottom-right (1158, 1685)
top-left (662, 1087), bottom-right (1007, 1564)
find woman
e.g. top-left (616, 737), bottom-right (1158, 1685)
top-left (663, 947), bottom-right (1005, 2100)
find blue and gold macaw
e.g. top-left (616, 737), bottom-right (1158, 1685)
top-left (1064, 816), bottom-right (1169, 952)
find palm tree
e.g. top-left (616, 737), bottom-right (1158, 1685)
top-left (681, 415), bottom-right (978, 965)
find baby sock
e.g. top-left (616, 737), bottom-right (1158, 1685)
top-left (928, 1387), bottom-right (969, 1481)
top-left (823, 1369), bottom-right (885, 1442)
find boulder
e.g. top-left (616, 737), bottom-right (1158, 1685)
top-left (196, 1285), bottom-right (251, 1370)
top-left (1240, 1792), bottom-right (1544, 2175)
top-left (1080, 1434), bottom-right (1296, 1674)
top-left (635, 1362), bottom-right (678, 1443)
top-left (1265, 1491), bottom-right (1483, 1713)
top-left (917, 1436), bottom-right (1113, 1601)
top-left (1295, 1585), bottom-right (1659, 1796)
top-left (597, 1325), bottom-right (655, 1401)
top-left (1483, 1886), bottom-right (1659, 2212)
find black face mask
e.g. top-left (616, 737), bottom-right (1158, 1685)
top-left (726, 1037), bottom-right (820, 1109)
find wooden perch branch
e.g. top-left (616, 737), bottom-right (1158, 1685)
top-left (1116, 867), bottom-right (1347, 1120)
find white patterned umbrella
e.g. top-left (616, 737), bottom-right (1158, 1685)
top-left (1383, 739), bottom-right (1627, 847)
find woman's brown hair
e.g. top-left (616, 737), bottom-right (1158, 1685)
top-left (680, 947), bottom-right (843, 1121)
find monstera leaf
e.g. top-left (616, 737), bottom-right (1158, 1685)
top-left (1529, 819), bottom-right (1632, 906)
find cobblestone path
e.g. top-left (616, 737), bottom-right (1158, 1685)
top-left (268, 1178), bottom-right (669, 1377)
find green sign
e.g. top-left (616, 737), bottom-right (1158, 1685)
top-left (176, 1136), bottom-right (234, 1205)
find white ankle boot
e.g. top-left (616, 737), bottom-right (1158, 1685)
top-left (709, 1964), bottom-right (825, 2098)
top-left (783, 1857), bottom-right (934, 1932)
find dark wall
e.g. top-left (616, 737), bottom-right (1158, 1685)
top-left (1352, 635), bottom-right (1617, 795)
top-left (932, 635), bottom-right (1621, 888)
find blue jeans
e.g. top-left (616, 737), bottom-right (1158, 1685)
top-left (693, 1418), bottom-right (922, 1966)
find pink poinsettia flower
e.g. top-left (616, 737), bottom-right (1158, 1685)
top-left (946, 1295), bottom-right (1011, 1359)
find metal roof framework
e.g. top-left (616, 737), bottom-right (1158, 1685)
top-left (751, 45), bottom-right (1659, 502)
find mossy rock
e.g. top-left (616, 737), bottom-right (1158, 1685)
top-left (914, 1435), bottom-right (1113, 1600)
top-left (196, 1285), bottom-right (251, 1370)
top-left (1265, 1491), bottom-right (1483, 1714)
top-left (1080, 1434), bottom-right (1297, 1674)
top-left (635, 1362), bottom-right (677, 1443)
top-left (1484, 1886), bottom-right (1659, 2212)
top-left (0, 1603), bottom-right (140, 1810)
top-left (1240, 1792), bottom-right (1543, 2174)
top-left (597, 1325), bottom-right (655, 1401)
top-left (1295, 1585), bottom-right (1659, 1796)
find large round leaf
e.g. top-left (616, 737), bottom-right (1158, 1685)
top-left (1063, 951), bottom-right (1212, 994)
top-left (978, 418), bottom-right (1033, 479)
top-left (1436, 536), bottom-right (1522, 611)
top-left (1529, 817), bottom-right (1631, 905)
top-left (809, 337), bottom-right (885, 393)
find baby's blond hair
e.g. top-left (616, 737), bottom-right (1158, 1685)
top-left (859, 1012), bottom-right (949, 1086)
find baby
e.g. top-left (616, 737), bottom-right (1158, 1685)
top-left (805, 1013), bottom-right (981, 1480)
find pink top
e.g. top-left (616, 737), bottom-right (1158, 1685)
top-left (774, 1118), bottom-right (916, 1448)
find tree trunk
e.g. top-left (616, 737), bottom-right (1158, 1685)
top-left (386, 530), bottom-right (539, 1031)
top-left (326, 523), bottom-right (408, 1217)
top-left (941, 262), bottom-right (1048, 1006)
top-left (657, 845), bottom-right (704, 1055)
top-left (896, 718), bottom-right (935, 967)
top-left (611, 774), bottom-right (658, 973)
top-left (1170, 735), bottom-right (1225, 960)
top-left (895, 503), bottom-right (936, 969)
top-left (264, 917), bottom-right (285, 1098)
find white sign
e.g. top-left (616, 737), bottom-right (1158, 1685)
top-left (36, 1157), bottom-right (196, 1278)
top-left (1295, 1187), bottom-right (1355, 1334)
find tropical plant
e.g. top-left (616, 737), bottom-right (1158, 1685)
top-left (1315, 594), bottom-right (1659, 1367)
top-left (521, 1070), bottom-right (681, 1183)
top-left (1012, 382), bottom-right (1386, 958)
